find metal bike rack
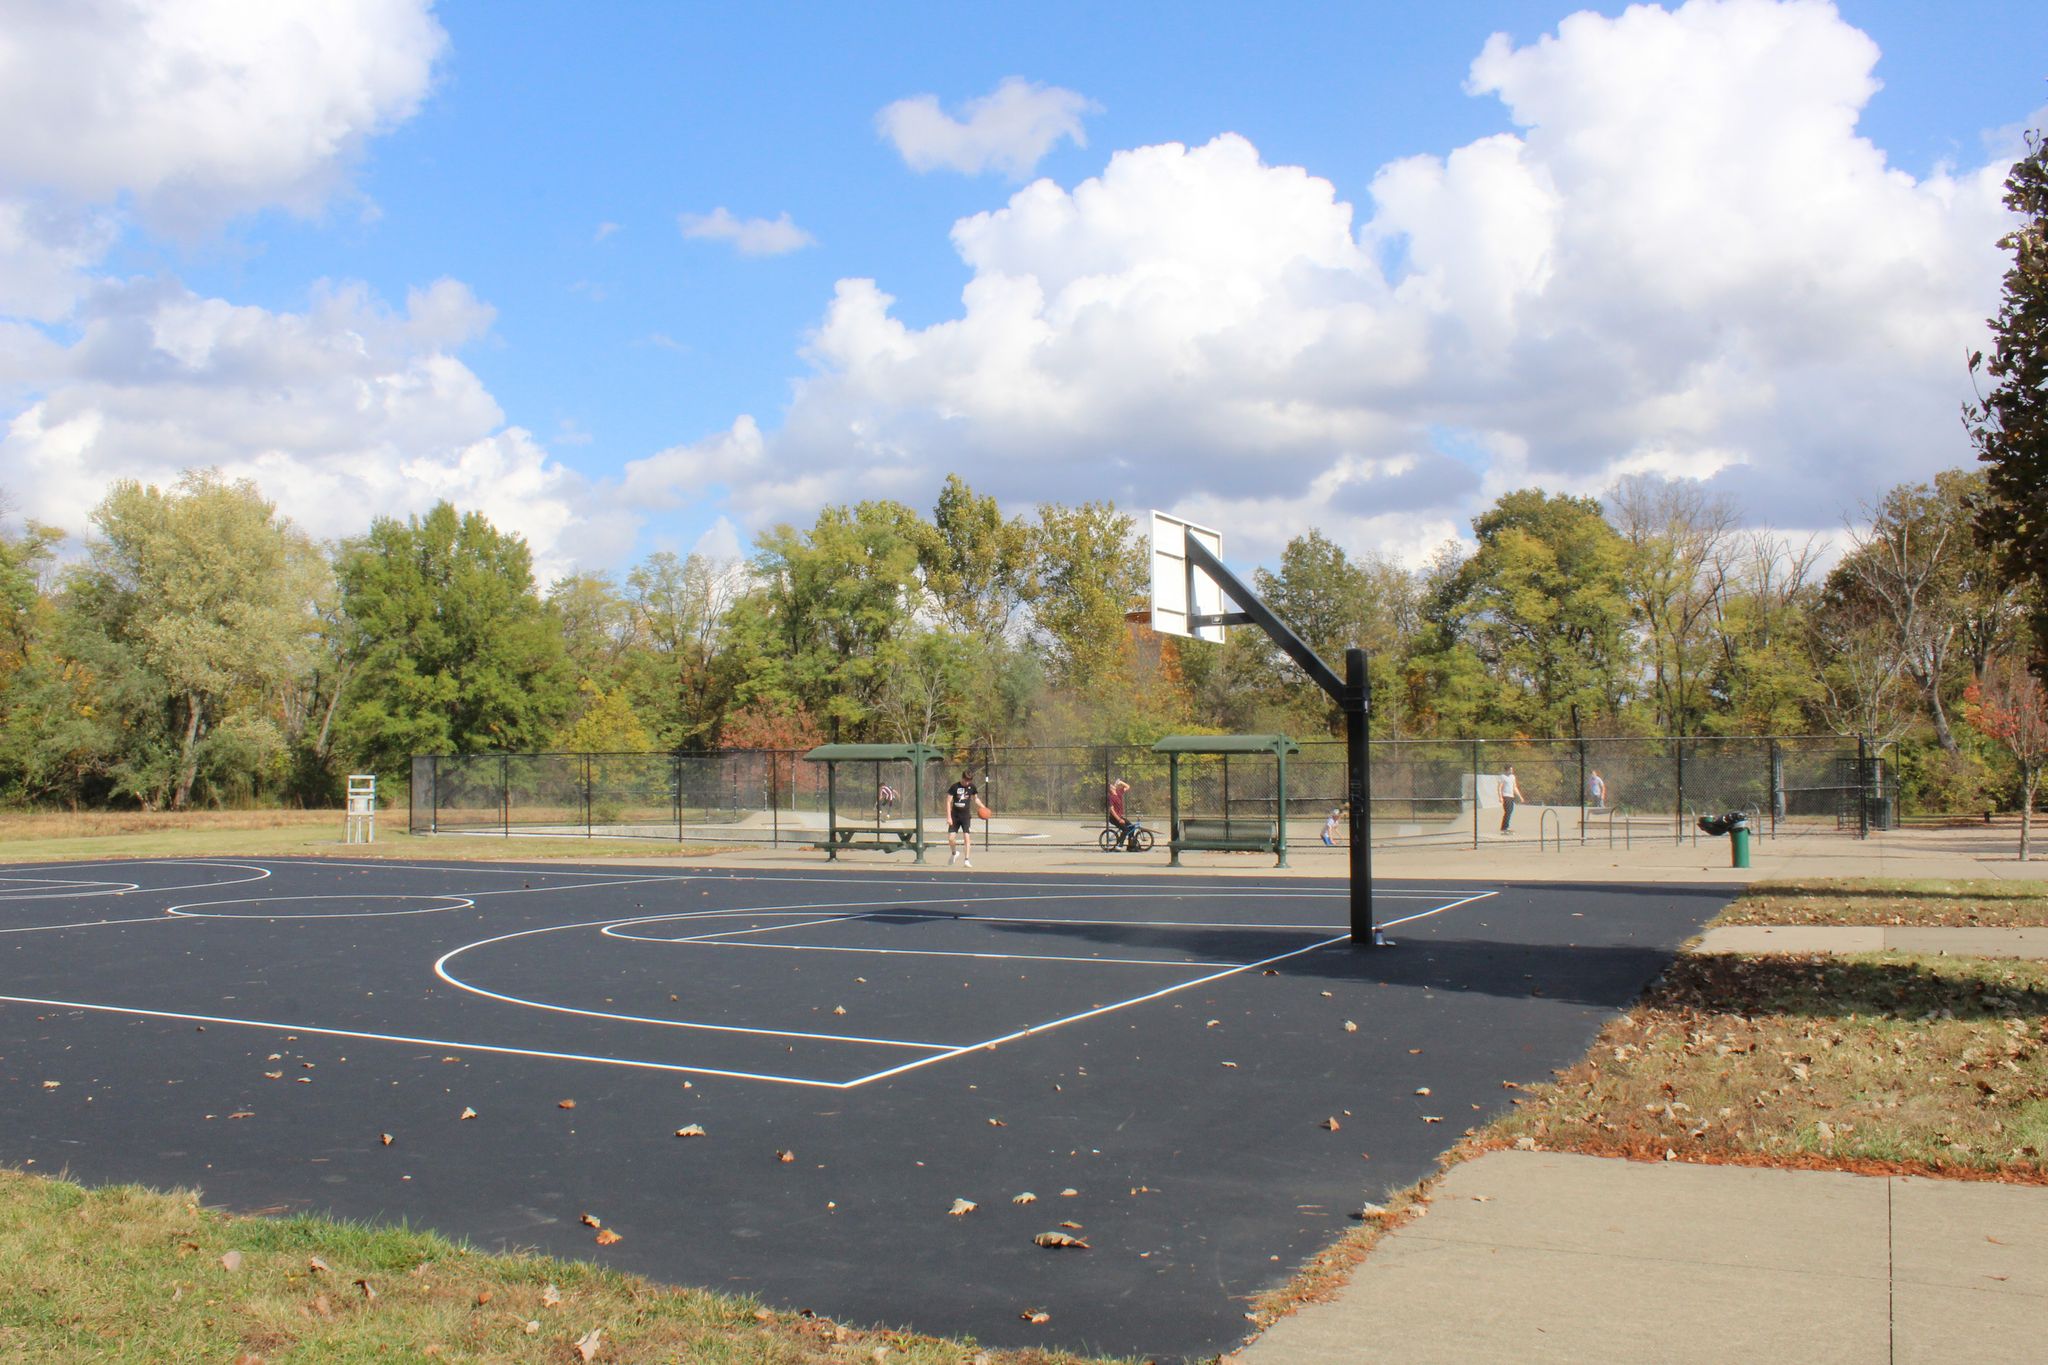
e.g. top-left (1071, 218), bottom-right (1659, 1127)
top-left (1538, 807), bottom-right (1562, 854)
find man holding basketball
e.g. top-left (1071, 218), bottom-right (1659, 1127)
top-left (945, 769), bottom-right (986, 866)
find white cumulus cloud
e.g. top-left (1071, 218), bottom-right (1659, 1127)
top-left (878, 77), bottom-right (1098, 178)
top-left (636, 0), bottom-right (2013, 569)
top-left (679, 208), bottom-right (816, 257)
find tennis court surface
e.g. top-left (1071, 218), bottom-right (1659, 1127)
top-left (0, 856), bottom-right (1729, 1358)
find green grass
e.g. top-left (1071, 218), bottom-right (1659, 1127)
top-left (0, 1168), bottom-right (1124, 1363)
top-left (1712, 877), bottom-right (2048, 928)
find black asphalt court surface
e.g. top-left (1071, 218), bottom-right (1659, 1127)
top-left (0, 856), bottom-right (1731, 1359)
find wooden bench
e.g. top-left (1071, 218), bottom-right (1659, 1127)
top-left (1173, 817), bottom-right (1280, 853)
top-left (823, 825), bottom-right (924, 859)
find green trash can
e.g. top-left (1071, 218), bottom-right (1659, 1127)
top-left (1730, 824), bottom-right (1751, 869)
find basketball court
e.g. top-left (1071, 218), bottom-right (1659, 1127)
top-left (0, 854), bottom-right (1728, 1356)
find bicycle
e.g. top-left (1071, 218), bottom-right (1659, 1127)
top-left (1098, 821), bottom-right (1156, 853)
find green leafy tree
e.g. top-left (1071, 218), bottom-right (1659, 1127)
top-left (923, 475), bottom-right (1032, 644)
top-left (64, 472), bottom-right (315, 809)
top-left (553, 679), bottom-right (655, 753)
top-left (738, 500), bottom-right (930, 735)
top-left (1963, 656), bottom-right (2048, 860)
top-left (1251, 528), bottom-right (1419, 735)
top-left (1609, 476), bottom-right (1737, 736)
top-left (1424, 490), bottom-right (1633, 735)
top-left (333, 502), bottom-right (574, 781)
top-left (1968, 128), bottom-right (2048, 665)
top-left (548, 572), bottom-right (636, 688)
top-left (1029, 501), bottom-right (1146, 699)
top-left (1703, 532), bottom-right (1824, 734)
top-left (623, 550), bottom-right (738, 748)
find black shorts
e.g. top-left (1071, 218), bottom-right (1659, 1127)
top-left (949, 811), bottom-right (973, 833)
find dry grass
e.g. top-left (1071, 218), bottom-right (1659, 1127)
top-left (0, 814), bottom-right (725, 866)
top-left (0, 809), bottom-right (343, 839)
top-left (0, 1168), bottom-right (1127, 1364)
top-left (1484, 951), bottom-right (2048, 1178)
top-left (1714, 878), bottom-right (2048, 928)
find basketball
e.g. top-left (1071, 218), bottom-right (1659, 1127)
top-left (976, 801), bottom-right (992, 819)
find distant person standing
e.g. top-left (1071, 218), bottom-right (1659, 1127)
top-left (1588, 769), bottom-right (1606, 809)
top-left (945, 769), bottom-right (983, 866)
top-left (1500, 765), bottom-right (1524, 833)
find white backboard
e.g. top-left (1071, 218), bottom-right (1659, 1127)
top-left (1149, 510), bottom-right (1226, 643)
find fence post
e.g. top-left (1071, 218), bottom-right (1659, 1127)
top-left (1768, 740), bottom-right (1783, 837)
top-left (1858, 733), bottom-right (1870, 839)
top-left (1577, 736), bottom-right (1588, 846)
top-left (770, 750), bottom-right (780, 847)
top-left (1472, 739), bottom-right (1481, 849)
top-left (675, 754), bottom-right (683, 843)
top-left (584, 753), bottom-right (593, 839)
top-left (501, 754), bottom-right (510, 838)
top-left (1673, 739), bottom-right (1685, 844)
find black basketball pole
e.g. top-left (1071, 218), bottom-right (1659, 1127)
top-left (1184, 537), bottom-right (1382, 947)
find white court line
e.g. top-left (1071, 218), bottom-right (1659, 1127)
top-left (0, 860), bottom-right (272, 902)
top-left (0, 913), bottom-right (178, 937)
top-left (843, 931), bottom-right (1356, 1088)
top-left (1378, 889), bottom-right (1501, 929)
top-left (165, 894), bottom-right (475, 921)
top-left (0, 993), bottom-right (854, 1088)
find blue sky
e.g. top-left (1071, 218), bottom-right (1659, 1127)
top-left (5, 0), bottom-right (2046, 579)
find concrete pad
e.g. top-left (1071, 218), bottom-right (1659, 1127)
top-left (1888, 1175), bottom-right (2048, 1297)
top-left (1242, 1152), bottom-right (1891, 1365)
top-left (1893, 1282), bottom-right (2048, 1364)
top-left (1401, 1151), bottom-right (1890, 1279)
top-left (1883, 927), bottom-right (2048, 958)
top-left (1694, 925), bottom-right (1887, 955)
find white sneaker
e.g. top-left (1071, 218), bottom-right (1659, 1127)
top-left (949, 852), bottom-right (959, 865)
top-left (964, 858), bottom-right (972, 867)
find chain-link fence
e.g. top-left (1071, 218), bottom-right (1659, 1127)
top-left (409, 734), bottom-right (1882, 850)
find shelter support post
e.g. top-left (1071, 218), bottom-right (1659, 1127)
top-left (826, 761), bottom-right (839, 860)
top-left (1168, 752), bottom-right (1181, 867)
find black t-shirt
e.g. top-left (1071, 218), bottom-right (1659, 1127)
top-left (947, 781), bottom-right (977, 818)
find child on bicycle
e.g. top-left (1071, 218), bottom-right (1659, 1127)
top-left (1107, 778), bottom-right (1137, 848)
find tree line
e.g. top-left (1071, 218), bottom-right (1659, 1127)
top-left (0, 462), bottom-right (2036, 816)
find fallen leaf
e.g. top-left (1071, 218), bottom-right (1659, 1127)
top-left (307, 1256), bottom-right (332, 1274)
top-left (1415, 1087), bottom-right (1432, 1096)
top-left (1262, 968), bottom-right (1278, 976)
top-left (987, 1117), bottom-right (1005, 1127)
top-left (41, 1080), bottom-right (59, 1089)
top-left (220, 1250), bottom-right (243, 1272)
top-left (1320, 1117), bottom-right (1341, 1131)
top-left (948, 1199), bottom-right (977, 1216)
top-left (1012, 1192), bottom-right (1037, 1204)
top-left (573, 1328), bottom-right (603, 1361)
top-left (776, 1149), bottom-right (795, 1163)
top-left (459, 1107), bottom-right (477, 1120)
top-left (558, 1099), bottom-right (576, 1110)
top-left (263, 1071), bottom-right (284, 1080)
top-left (594, 1228), bottom-right (622, 1246)
top-left (1205, 1019), bottom-right (1220, 1027)
top-left (1357, 1201), bottom-right (1388, 1218)
top-left (1512, 1136), bottom-right (1537, 1151)
top-left (674, 1124), bottom-right (706, 1138)
top-left (523, 1320), bottom-right (539, 1334)
top-left (1220, 1061), bottom-right (1238, 1068)
top-left (1059, 1188), bottom-right (1079, 1197)
top-left (1422, 1115), bottom-right (1443, 1124)
top-left (353, 1278), bottom-right (376, 1300)
top-left (228, 1111), bottom-right (254, 1120)
top-left (1472, 1195), bottom-right (1494, 1203)
top-left (474, 1290), bottom-right (492, 1305)
top-left (380, 1133), bottom-right (394, 1146)
top-left (580, 1213), bottom-right (603, 1228)
top-left (1343, 1021), bottom-right (1358, 1033)
top-left (1020, 1309), bottom-right (1050, 1324)
top-left (832, 1006), bottom-right (847, 1016)
top-left (1059, 1220), bottom-right (1083, 1230)
top-left (541, 1283), bottom-right (562, 1308)
top-left (1033, 1231), bottom-right (1090, 1249)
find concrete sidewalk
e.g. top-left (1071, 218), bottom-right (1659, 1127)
top-left (621, 821), bottom-right (2048, 886)
top-left (1236, 1150), bottom-right (2048, 1365)
top-left (1696, 924), bottom-right (2048, 957)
